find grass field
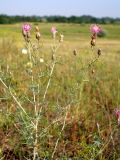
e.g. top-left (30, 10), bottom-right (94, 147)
top-left (0, 23), bottom-right (120, 159)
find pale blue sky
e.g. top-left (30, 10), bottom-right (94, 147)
top-left (0, 0), bottom-right (120, 18)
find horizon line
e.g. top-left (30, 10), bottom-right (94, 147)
top-left (0, 14), bottom-right (120, 19)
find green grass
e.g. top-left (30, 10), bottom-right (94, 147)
top-left (0, 23), bottom-right (120, 40)
top-left (0, 23), bottom-right (120, 159)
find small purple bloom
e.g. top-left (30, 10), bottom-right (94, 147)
top-left (114, 109), bottom-right (120, 117)
top-left (51, 27), bottom-right (57, 34)
top-left (22, 23), bottom-right (31, 32)
top-left (114, 109), bottom-right (120, 125)
top-left (90, 24), bottom-right (101, 34)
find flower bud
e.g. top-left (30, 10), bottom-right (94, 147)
top-left (27, 32), bottom-right (31, 39)
top-left (91, 33), bottom-right (96, 39)
top-left (26, 62), bottom-right (33, 68)
top-left (59, 34), bottom-right (64, 42)
top-left (52, 54), bottom-right (55, 61)
top-left (91, 69), bottom-right (95, 74)
top-left (91, 39), bottom-right (96, 47)
top-left (22, 30), bottom-right (27, 37)
top-left (73, 49), bottom-right (77, 56)
top-left (35, 26), bottom-right (39, 32)
top-left (97, 49), bottom-right (102, 57)
top-left (36, 32), bottom-right (41, 41)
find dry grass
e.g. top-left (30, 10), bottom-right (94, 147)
top-left (0, 23), bottom-right (120, 159)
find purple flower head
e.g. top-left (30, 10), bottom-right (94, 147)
top-left (22, 23), bottom-right (31, 32)
top-left (114, 109), bottom-right (120, 125)
top-left (114, 109), bottom-right (120, 117)
top-left (90, 24), bottom-right (101, 34)
top-left (51, 26), bottom-right (57, 34)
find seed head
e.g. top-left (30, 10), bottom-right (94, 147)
top-left (40, 58), bottom-right (44, 63)
top-left (22, 48), bottom-right (28, 55)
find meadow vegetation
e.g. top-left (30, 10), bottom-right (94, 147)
top-left (0, 23), bottom-right (120, 159)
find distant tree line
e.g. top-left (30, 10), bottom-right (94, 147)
top-left (0, 14), bottom-right (120, 24)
